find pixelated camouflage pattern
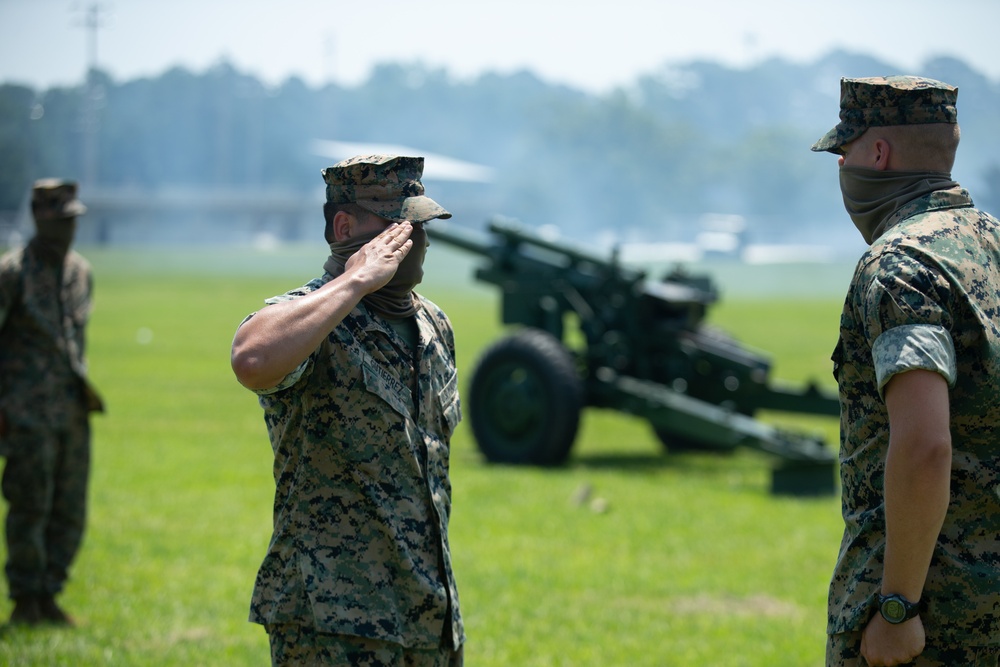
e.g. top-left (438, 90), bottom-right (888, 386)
top-left (871, 324), bottom-right (957, 397)
top-left (267, 624), bottom-right (463, 666)
top-left (322, 155), bottom-right (452, 223)
top-left (1, 409), bottom-right (90, 598)
top-left (243, 278), bottom-right (464, 650)
top-left (30, 179), bottom-right (87, 221)
top-left (0, 240), bottom-right (97, 598)
top-left (829, 185), bottom-right (1000, 645)
top-left (812, 76), bottom-right (958, 153)
top-left (0, 243), bottom-right (102, 445)
top-left (827, 630), bottom-right (1000, 666)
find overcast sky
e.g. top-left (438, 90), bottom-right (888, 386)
top-left (2, 0), bottom-right (999, 93)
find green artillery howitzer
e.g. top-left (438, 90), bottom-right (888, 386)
top-left (428, 217), bottom-right (840, 495)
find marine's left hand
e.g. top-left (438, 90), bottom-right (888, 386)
top-left (861, 613), bottom-right (925, 666)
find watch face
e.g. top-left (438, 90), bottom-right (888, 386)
top-left (883, 598), bottom-right (905, 621)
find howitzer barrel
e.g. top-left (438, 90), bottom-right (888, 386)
top-left (427, 221), bottom-right (494, 257)
top-left (486, 218), bottom-right (633, 276)
top-left (432, 217), bottom-right (648, 283)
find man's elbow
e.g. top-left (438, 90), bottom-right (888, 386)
top-left (894, 431), bottom-right (953, 479)
top-left (231, 347), bottom-right (272, 391)
top-left (918, 432), bottom-right (953, 469)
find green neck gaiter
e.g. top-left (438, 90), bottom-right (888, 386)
top-left (839, 167), bottom-right (958, 244)
top-left (322, 227), bottom-right (428, 319)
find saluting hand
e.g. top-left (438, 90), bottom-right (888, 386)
top-left (343, 221), bottom-right (414, 294)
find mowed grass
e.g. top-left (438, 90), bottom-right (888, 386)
top-left (0, 245), bottom-right (847, 666)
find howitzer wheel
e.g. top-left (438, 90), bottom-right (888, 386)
top-left (468, 328), bottom-right (583, 465)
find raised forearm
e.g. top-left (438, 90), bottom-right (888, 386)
top-left (231, 221), bottom-right (414, 391)
top-left (230, 272), bottom-right (369, 390)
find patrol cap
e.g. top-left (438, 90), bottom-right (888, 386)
top-left (811, 76), bottom-right (958, 154)
top-left (321, 154), bottom-right (451, 223)
top-left (31, 178), bottom-right (87, 221)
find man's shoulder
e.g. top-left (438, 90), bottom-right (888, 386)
top-left (0, 246), bottom-right (25, 271)
top-left (414, 292), bottom-right (449, 318)
top-left (875, 204), bottom-right (1000, 272)
top-left (65, 249), bottom-right (91, 267)
top-left (414, 293), bottom-right (453, 332)
top-left (64, 250), bottom-right (92, 275)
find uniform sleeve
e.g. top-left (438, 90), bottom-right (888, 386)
top-left (860, 250), bottom-right (956, 398)
top-left (254, 359), bottom-right (311, 396)
top-left (872, 324), bottom-right (957, 398)
top-left (235, 310), bottom-right (314, 397)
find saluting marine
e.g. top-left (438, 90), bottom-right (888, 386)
top-left (231, 155), bottom-right (465, 666)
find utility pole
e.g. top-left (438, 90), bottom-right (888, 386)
top-left (76, 3), bottom-right (110, 188)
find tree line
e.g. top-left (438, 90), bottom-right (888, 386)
top-left (1, 49), bottom-right (998, 248)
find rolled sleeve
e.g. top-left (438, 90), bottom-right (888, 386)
top-left (255, 359), bottom-right (310, 396)
top-left (872, 323), bottom-right (957, 399)
top-left (236, 310), bottom-right (312, 396)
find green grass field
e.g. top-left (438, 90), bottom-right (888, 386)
top-left (0, 245), bottom-right (849, 666)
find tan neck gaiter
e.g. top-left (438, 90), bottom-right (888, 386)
top-left (322, 226), bottom-right (428, 319)
top-left (839, 167), bottom-right (958, 244)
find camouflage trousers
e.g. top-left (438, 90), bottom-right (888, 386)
top-left (828, 631), bottom-right (1000, 666)
top-left (1, 412), bottom-right (90, 599)
top-left (266, 624), bottom-right (463, 667)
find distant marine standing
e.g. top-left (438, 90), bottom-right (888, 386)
top-left (0, 179), bottom-right (104, 626)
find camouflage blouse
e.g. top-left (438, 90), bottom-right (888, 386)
top-left (0, 243), bottom-right (97, 438)
top-left (829, 186), bottom-right (1000, 643)
top-left (243, 276), bottom-right (464, 649)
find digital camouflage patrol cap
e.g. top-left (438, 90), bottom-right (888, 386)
top-left (810, 75), bottom-right (958, 154)
top-left (322, 154), bottom-right (451, 223)
top-left (31, 178), bottom-right (87, 221)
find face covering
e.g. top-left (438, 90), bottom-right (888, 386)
top-left (322, 224), bottom-right (428, 319)
top-left (839, 167), bottom-right (958, 244)
top-left (31, 218), bottom-right (76, 262)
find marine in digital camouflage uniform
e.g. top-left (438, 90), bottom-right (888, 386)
top-left (0, 179), bottom-right (104, 626)
top-left (813, 77), bottom-right (1000, 666)
top-left (231, 155), bottom-right (464, 666)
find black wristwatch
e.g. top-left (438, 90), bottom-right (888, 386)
top-left (878, 593), bottom-right (921, 624)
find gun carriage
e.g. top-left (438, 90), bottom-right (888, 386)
top-left (428, 217), bottom-right (840, 495)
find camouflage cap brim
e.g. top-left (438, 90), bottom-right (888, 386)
top-left (811, 122), bottom-right (867, 153)
top-left (359, 195), bottom-right (452, 223)
top-left (63, 200), bottom-right (88, 218)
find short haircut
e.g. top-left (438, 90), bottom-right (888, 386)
top-left (322, 202), bottom-right (376, 243)
top-left (869, 123), bottom-right (962, 173)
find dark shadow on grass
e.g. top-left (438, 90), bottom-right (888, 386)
top-left (570, 451), bottom-right (678, 472)
top-left (571, 445), bottom-right (742, 472)
top-left (460, 443), bottom-right (753, 474)
top-left (569, 443), bottom-right (779, 495)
